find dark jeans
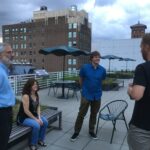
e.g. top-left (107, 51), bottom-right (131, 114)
top-left (74, 97), bottom-right (100, 133)
top-left (0, 107), bottom-right (13, 150)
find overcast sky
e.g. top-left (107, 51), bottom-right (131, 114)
top-left (0, 0), bottom-right (150, 49)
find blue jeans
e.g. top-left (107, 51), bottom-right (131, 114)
top-left (22, 116), bottom-right (48, 145)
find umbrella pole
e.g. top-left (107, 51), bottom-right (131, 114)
top-left (126, 61), bottom-right (127, 72)
top-left (108, 59), bottom-right (111, 73)
top-left (62, 56), bottom-right (65, 97)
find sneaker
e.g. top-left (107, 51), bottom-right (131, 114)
top-left (70, 133), bottom-right (79, 142)
top-left (89, 132), bottom-right (98, 140)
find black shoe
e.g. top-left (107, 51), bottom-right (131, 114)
top-left (38, 141), bottom-right (47, 147)
top-left (70, 133), bottom-right (79, 142)
top-left (29, 145), bottom-right (38, 150)
top-left (89, 132), bottom-right (98, 140)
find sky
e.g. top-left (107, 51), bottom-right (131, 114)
top-left (0, 0), bottom-right (150, 49)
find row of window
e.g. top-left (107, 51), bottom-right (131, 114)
top-left (68, 32), bottom-right (77, 38)
top-left (4, 28), bottom-right (27, 33)
top-left (68, 41), bottom-right (76, 47)
top-left (68, 59), bottom-right (76, 65)
top-left (68, 67), bottom-right (77, 71)
top-left (68, 23), bottom-right (77, 29)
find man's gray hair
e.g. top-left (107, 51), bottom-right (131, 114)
top-left (0, 43), bottom-right (10, 53)
top-left (0, 43), bottom-right (5, 53)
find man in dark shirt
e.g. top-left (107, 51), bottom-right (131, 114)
top-left (127, 33), bottom-right (150, 150)
top-left (70, 51), bottom-right (106, 141)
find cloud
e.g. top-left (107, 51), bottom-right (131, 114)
top-left (0, 0), bottom-right (150, 49)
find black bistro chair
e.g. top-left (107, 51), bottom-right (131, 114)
top-left (66, 82), bottom-right (81, 101)
top-left (96, 100), bottom-right (128, 143)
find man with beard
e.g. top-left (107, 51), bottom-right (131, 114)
top-left (127, 33), bottom-right (150, 150)
top-left (0, 43), bottom-right (15, 150)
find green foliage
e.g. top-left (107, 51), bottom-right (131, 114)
top-left (64, 76), bottom-right (79, 82)
top-left (102, 78), bottom-right (118, 91)
top-left (107, 71), bottom-right (134, 79)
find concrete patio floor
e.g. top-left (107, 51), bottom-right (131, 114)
top-left (19, 79), bottom-right (134, 150)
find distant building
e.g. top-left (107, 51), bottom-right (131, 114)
top-left (130, 21), bottom-right (147, 38)
top-left (2, 5), bottom-right (91, 72)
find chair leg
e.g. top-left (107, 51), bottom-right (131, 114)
top-left (123, 114), bottom-right (128, 130)
top-left (53, 87), bottom-right (56, 96)
top-left (48, 87), bottom-right (51, 96)
top-left (96, 116), bottom-right (100, 135)
top-left (73, 90), bottom-right (78, 101)
top-left (110, 121), bottom-right (116, 144)
top-left (66, 88), bottom-right (70, 99)
top-left (112, 121), bottom-right (116, 130)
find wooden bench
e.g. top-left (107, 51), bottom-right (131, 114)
top-left (8, 107), bottom-right (62, 145)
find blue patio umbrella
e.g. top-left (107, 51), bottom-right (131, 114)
top-left (119, 58), bottom-right (136, 71)
top-left (39, 45), bottom-right (89, 98)
top-left (101, 55), bottom-right (122, 72)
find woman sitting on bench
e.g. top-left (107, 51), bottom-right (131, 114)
top-left (17, 78), bottom-right (48, 150)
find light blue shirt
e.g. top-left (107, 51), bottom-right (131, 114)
top-left (80, 63), bottom-right (106, 101)
top-left (0, 62), bottom-right (15, 107)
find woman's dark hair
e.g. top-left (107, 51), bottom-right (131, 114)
top-left (141, 33), bottom-right (150, 46)
top-left (22, 78), bottom-right (39, 98)
top-left (90, 51), bottom-right (101, 60)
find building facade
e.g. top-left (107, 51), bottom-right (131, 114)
top-left (2, 5), bottom-right (91, 72)
top-left (130, 21), bottom-right (147, 38)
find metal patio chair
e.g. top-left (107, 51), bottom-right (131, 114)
top-left (66, 82), bottom-right (81, 101)
top-left (96, 100), bottom-right (128, 143)
top-left (48, 82), bottom-right (57, 96)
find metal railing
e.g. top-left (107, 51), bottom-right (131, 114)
top-left (9, 70), bottom-right (79, 95)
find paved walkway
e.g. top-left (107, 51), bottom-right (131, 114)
top-left (21, 79), bottom-right (134, 150)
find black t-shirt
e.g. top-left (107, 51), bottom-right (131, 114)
top-left (130, 61), bottom-right (150, 130)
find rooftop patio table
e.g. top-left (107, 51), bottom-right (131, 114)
top-left (53, 80), bottom-right (75, 99)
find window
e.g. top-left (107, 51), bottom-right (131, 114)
top-left (68, 41), bottom-right (72, 47)
top-left (73, 41), bottom-right (76, 46)
top-left (16, 44), bottom-right (18, 49)
top-left (72, 68), bottom-right (76, 71)
top-left (68, 32), bottom-right (72, 38)
top-left (73, 23), bottom-right (77, 29)
top-left (24, 44), bottom-right (26, 49)
top-left (12, 44), bottom-right (16, 49)
top-left (4, 29), bottom-right (9, 34)
top-left (68, 23), bottom-right (72, 29)
top-left (73, 59), bottom-right (76, 65)
top-left (24, 28), bottom-right (26, 33)
top-left (68, 68), bottom-right (72, 71)
top-left (4, 37), bottom-right (9, 41)
top-left (68, 59), bottom-right (72, 65)
top-left (29, 43), bottom-right (32, 48)
top-left (73, 32), bottom-right (76, 38)
top-left (21, 44), bottom-right (24, 49)
top-left (20, 28), bottom-right (24, 32)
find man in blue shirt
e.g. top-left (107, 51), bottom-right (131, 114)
top-left (0, 43), bottom-right (15, 150)
top-left (70, 51), bottom-right (106, 141)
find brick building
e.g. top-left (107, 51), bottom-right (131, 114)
top-left (2, 5), bottom-right (91, 72)
top-left (130, 21), bottom-right (147, 38)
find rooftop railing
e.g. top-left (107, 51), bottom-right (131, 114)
top-left (9, 70), bottom-right (79, 95)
